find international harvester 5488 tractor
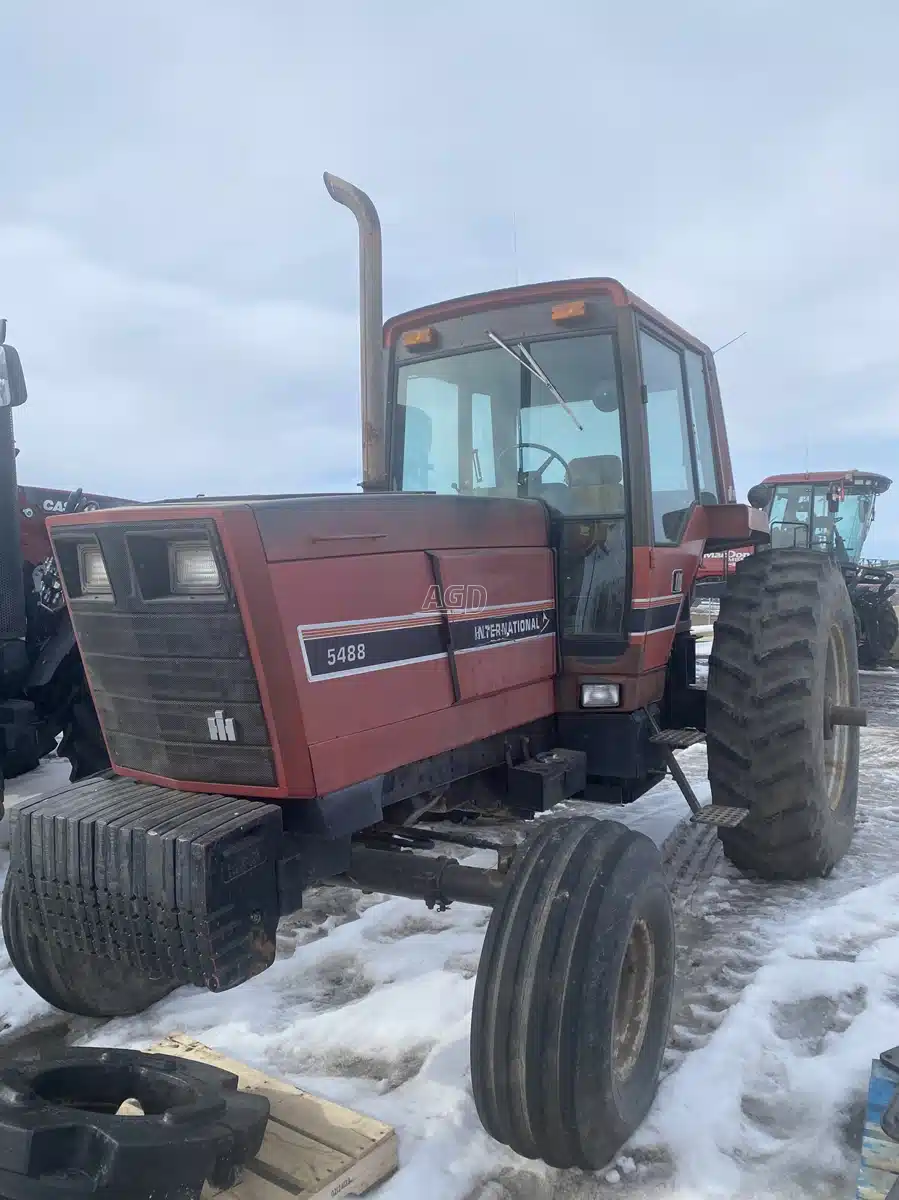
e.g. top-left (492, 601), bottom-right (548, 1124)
top-left (2, 177), bottom-right (867, 1171)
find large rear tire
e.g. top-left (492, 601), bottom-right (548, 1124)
top-left (470, 816), bottom-right (675, 1170)
top-left (706, 549), bottom-right (860, 880)
top-left (2, 873), bottom-right (175, 1018)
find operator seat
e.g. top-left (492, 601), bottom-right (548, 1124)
top-left (567, 455), bottom-right (626, 515)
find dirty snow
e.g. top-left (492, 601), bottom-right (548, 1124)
top-left (1, 656), bottom-right (899, 1199)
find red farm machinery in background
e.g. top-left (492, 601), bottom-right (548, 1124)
top-left (0, 321), bottom-right (132, 794)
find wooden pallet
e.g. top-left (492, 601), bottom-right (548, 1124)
top-left (118, 1033), bottom-right (398, 1199)
top-left (856, 1057), bottom-right (899, 1199)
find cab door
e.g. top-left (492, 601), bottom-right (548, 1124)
top-left (636, 326), bottom-right (721, 675)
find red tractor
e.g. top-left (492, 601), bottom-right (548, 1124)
top-left (0, 322), bottom-right (132, 793)
top-left (2, 179), bottom-right (866, 1171)
top-left (747, 471), bottom-right (897, 668)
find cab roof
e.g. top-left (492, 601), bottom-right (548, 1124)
top-left (383, 277), bottom-right (714, 358)
top-left (761, 470), bottom-right (892, 495)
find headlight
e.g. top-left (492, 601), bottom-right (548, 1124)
top-left (78, 544), bottom-right (111, 595)
top-left (580, 682), bottom-right (620, 708)
top-left (169, 541), bottom-right (222, 594)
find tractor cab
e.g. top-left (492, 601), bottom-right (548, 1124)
top-left (748, 470), bottom-right (891, 562)
top-left (377, 278), bottom-right (773, 685)
top-left (384, 281), bottom-right (756, 659)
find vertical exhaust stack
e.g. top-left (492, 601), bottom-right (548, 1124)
top-left (0, 322), bottom-right (28, 672)
top-left (323, 173), bottom-right (387, 492)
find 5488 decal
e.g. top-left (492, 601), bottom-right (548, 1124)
top-left (326, 642), bottom-right (367, 667)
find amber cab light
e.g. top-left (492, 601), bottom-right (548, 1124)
top-left (551, 300), bottom-right (588, 322)
top-left (401, 326), bottom-right (438, 350)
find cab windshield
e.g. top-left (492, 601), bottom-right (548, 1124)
top-left (769, 484), bottom-right (876, 562)
top-left (394, 333), bottom-right (624, 517)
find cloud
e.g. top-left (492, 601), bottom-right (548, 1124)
top-left (3, 0), bottom-right (899, 551)
top-left (2, 224), bottom-right (360, 497)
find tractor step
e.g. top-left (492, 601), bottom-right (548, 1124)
top-left (645, 713), bottom-right (706, 817)
top-left (649, 728), bottom-right (707, 750)
top-left (690, 805), bottom-right (749, 828)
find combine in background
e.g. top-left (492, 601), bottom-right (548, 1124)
top-left (0, 321), bottom-right (132, 797)
top-left (747, 470), bottom-right (896, 668)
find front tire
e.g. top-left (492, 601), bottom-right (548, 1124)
top-left (706, 549), bottom-right (860, 880)
top-left (470, 816), bottom-right (675, 1170)
top-left (2, 874), bottom-right (175, 1018)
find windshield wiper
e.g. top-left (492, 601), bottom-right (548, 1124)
top-left (486, 331), bottom-right (584, 431)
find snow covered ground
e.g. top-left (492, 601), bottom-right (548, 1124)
top-left (2, 649), bottom-right (899, 1199)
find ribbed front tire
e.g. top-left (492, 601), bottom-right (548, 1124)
top-left (470, 817), bottom-right (675, 1170)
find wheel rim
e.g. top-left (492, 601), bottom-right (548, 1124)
top-left (612, 918), bottom-right (656, 1084)
top-left (824, 623), bottom-right (851, 810)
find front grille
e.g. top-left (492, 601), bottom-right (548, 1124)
top-left (73, 608), bottom-right (277, 788)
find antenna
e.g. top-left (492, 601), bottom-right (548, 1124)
top-left (713, 331), bottom-right (747, 356)
top-left (511, 213), bottom-right (520, 286)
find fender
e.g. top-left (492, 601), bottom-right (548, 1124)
top-left (25, 611), bottom-right (77, 690)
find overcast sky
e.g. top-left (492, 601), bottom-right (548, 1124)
top-left (4, 1), bottom-right (899, 555)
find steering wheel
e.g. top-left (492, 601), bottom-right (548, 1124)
top-left (497, 441), bottom-right (572, 485)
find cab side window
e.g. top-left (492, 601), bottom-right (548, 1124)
top-left (639, 330), bottom-right (698, 544)
top-left (402, 376), bottom-right (460, 493)
top-left (684, 350), bottom-right (719, 502)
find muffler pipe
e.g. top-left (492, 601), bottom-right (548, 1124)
top-left (324, 172), bottom-right (387, 491)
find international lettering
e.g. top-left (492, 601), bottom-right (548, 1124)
top-left (473, 615), bottom-right (545, 642)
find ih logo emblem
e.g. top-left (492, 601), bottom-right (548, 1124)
top-left (207, 710), bottom-right (238, 742)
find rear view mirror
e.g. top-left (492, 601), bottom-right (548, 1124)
top-left (747, 483), bottom-right (773, 511)
top-left (662, 508), bottom-right (689, 542)
top-left (0, 322), bottom-right (28, 409)
top-left (592, 382), bottom-right (619, 413)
